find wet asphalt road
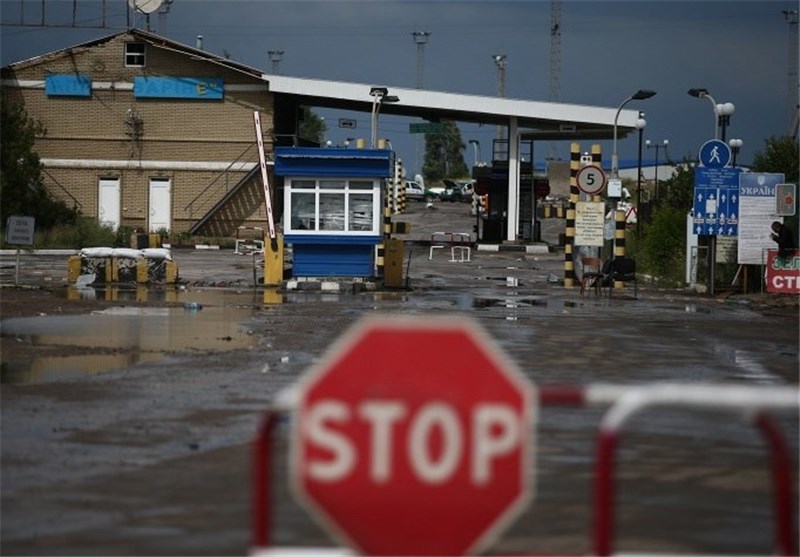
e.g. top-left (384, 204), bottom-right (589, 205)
top-left (1, 201), bottom-right (798, 556)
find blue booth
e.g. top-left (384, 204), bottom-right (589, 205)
top-left (275, 147), bottom-right (394, 278)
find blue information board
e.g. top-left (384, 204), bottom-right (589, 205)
top-left (693, 166), bottom-right (742, 236)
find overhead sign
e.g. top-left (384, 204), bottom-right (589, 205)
top-left (409, 122), bottom-right (445, 134)
top-left (737, 172), bottom-right (786, 265)
top-left (575, 201), bottom-right (605, 246)
top-left (693, 166), bottom-right (741, 236)
top-left (576, 165), bottom-right (606, 195)
top-left (698, 139), bottom-right (732, 169)
top-left (5, 216), bottom-right (35, 246)
top-left (290, 316), bottom-right (534, 556)
top-left (775, 183), bottom-right (797, 216)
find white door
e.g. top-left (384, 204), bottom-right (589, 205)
top-left (149, 178), bottom-right (171, 232)
top-left (98, 178), bottom-right (121, 231)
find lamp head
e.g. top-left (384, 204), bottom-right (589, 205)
top-left (383, 95), bottom-right (400, 103)
top-left (632, 89), bottom-right (656, 100)
top-left (688, 88), bottom-right (709, 98)
top-left (369, 87), bottom-right (389, 97)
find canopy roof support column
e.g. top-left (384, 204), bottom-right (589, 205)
top-left (506, 116), bottom-right (520, 242)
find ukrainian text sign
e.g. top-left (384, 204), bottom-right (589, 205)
top-left (737, 173), bottom-right (785, 265)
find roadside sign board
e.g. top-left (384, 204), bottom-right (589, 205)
top-left (289, 316), bottom-right (535, 556)
top-left (693, 166), bottom-right (741, 236)
top-left (766, 249), bottom-right (800, 293)
top-left (576, 165), bottom-right (606, 195)
top-left (5, 216), bottom-right (35, 245)
top-left (575, 201), bottom-right (605, 246)
top-left (775, 183), bottom-right (797, 216)
top-left (737, 172), bottom-right (786, 265)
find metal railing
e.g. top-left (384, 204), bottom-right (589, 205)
top-left (251, 383), bottom-right (798, 556)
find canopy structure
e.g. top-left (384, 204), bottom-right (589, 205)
top-left (263, 74), bottom-right (641, 242)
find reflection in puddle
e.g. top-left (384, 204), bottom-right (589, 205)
top-left (1, 301), bottom-right (258, 385)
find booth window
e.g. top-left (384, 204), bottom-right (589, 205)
top-left (286, 178), bottom-right (380, 235)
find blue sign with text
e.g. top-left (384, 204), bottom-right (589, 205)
top-left (134, 77), bottom-right (224, 100)
top-left (693, 166), bottom-right (742, 236)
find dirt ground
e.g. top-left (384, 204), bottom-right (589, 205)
top-left (2, 203), bottom-right (798, 556)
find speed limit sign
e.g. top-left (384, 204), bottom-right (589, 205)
top-left (576, 165), bottom-right (606, 195)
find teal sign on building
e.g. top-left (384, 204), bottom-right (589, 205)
top-left (133, 77), bottom-right (224, 99)
top-left (45, 75), bottom-right (92, 97)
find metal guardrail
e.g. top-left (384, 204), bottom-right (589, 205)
top-left (251, 383), bottom-right (798, 556)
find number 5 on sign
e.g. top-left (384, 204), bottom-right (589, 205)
top-left (576, 165), bottom-right (607, 195)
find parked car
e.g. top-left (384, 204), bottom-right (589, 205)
top-left (405, 180), bottom-right (426, 201)
top-left (456, 179), bottom-right (475, 197)
top-left (440, 179), bottom-right (471, 202)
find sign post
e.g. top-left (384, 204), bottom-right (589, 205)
top-left (5, 216), bottom-right (35, 286)
top-left (693, 139), bottom-right (740, 295)
top-left (289, 316), bottom-right (535, 556)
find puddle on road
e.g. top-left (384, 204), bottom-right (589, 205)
top-left (1, 287), bottom-right (261, 385)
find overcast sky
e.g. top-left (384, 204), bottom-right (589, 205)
top-left (1, 0), bottom-right (797, 176)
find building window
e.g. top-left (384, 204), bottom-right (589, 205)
top-left (285, 178), bottom-right (380, 235)
top-left (125, 42), bottom-right (146, 67)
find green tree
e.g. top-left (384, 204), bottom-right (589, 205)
top-left (1, 100), bottom-right (77, 229)
top-left (661, 159), bottom-right (696, 210)
top-left (421, 121), bottom-right (468, 183)
top-left (298, 106), bottom-right (327, 146)
top-left (750, 136), bottom-right (799, 182)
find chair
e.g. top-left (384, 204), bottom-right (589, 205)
top-left (580, 257), bottom-right (605, 296)
top-left (607, 256), bottom-right (637, 298)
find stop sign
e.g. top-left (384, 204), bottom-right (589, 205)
top-left (289, 316), bottom-right (535, 556)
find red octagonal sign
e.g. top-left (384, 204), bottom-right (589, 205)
top-left (290, 316), bottom-right (536, 556)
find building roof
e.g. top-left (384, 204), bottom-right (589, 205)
top-left (3, 28), bottom-right (640, 140)
top-left (3, 28), bottom-right (264, 79)
top-left (262, 74), bottom-right (641, 140)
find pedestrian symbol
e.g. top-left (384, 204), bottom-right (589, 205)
top-left (699, 139), bottom-right (731, 168)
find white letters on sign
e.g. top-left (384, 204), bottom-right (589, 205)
top-left (303, 399), bottom-right (523, 485)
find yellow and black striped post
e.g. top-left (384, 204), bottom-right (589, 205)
top-left (396, 158), bottom-right (406, 214)
top-left (614, 209), bottom-right (626, 289)
top-left (564, 142), bottom-right (581, 288)
top-left (376, 184), bottom-right (393, 278)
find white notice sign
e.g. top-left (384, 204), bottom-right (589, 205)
top-left (575, 202), bottom-right (605, 247)
top-left (738, 173), bottom-right (784, 265)
top-left (5, 216), bottom-right (35, 246)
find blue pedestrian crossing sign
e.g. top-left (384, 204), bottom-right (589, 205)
top-left (698, 139), bottom-right (731, 168)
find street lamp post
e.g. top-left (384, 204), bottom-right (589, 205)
top-left (612, 89), bottom-right (656, 178)
top-left (645, 138), bottom-right (669, 202)
top-left (716, 102), bottom-right (735, 142)
top-left (468, 139), bottom-right (481, 167)
top-left (729, 138), bottom-right (743, 167)
top-left (688, 88), bottom-right (719, 139)
top-left (688, 88), bottom-right (733, 297)
top-left (635, 113), bottom-right (647, 239)
top-left (369, 87), bottom-right (400, 148)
